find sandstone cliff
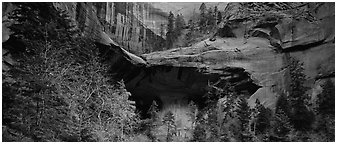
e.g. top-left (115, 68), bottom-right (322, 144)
top-left (52, 2), bottom-right (166, 54)
top-left (137, 2), bottom-right (335, 110)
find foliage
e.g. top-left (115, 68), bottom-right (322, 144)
top-left (316, 79), bottom-right (335, 115)
top-left (253, 99), bottom-right (272, 134)
top-left (2, 37), bottom-right (138, 142)
top-left (199, 3), bottom-right (207, 30)
top-left (184, 3), bottom-right (221, 46)
top-left (186, 101), bottom-right (198, 130)
top-left (8, 2), bottom-right (78, 42)
top-left (159, 24), bottom-right (165, 38)
top-left (216, 8), bottom-right (222, 24)
top-left (174, 14), bottom-right (185, 37)
top-left (313, 79), bottom-right (335, 141)
top-left (162, 111), bottom-right (176, 142)
top-left (148, 101), bottom-right (160, 121)
top-left (166, 11), bottom-right (175, 49)
top-left (235, 97), bottom-right (253, 141)
top-left (271, 108), bottom-right (294, 139)
top-left (3, 3), bottom-right (138, 141)
top-left (236, 2), bottom-right (318, 22)
top-left (144, 101), bottom-right (160, 141)
top-left (206, 7), bottom-right (216, 28)
top-left (287, 57), bottom-right (314, 130)
top-left (192, 112), bottom-right (207, 142)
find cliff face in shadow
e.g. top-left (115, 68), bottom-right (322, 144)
top-left (52, 2), bottom-right (166, 54)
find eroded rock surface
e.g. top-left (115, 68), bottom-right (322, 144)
top-left (140, 2), bottom-right (335, 110)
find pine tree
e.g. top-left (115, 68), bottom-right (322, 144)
top-left (206, 7), bottom-right (215, 28)
top-left (174, 14), bottom-right (185, 37)
top-left (287, 57), bottom-right (314, 130)
top-left (316, 79), bottom-right (335, 115)
top-left (217, 11), bottom-right (222, 24)
top-left (192, 112), bottom-right (206, 142)
top-left (166, 11), bottom-right (175, 49)
top-left (145, 100), bottom-right (160, 141)
top-left (275, 93), bottom-right (291, 116)
top-left (250, 99), bottom-right (271, 137)
top-left (314, 79), bottom-right (335, 141)
top-left (235, 97), bottom-right (252, 141)
top-left (187, 101), bottom-right (198, 130)
top-left (8, 2), bottom-right (77, 41)
top-left (214, 6), bottom-right (218, 24)
top-left (148, 101), bottom-right (159, 120)
top-left (272, 108), bottom-right (294, 139)
top-left (270, 93), bottom-right (295, 142)
top-left (199, 3), bottom-right (207, 31)
top-left (162, 111), bottom-right (176, 142)
top-left (160, 23), bottom-right (165, 38)
top-left (207, 107), bottom-right (220, 141)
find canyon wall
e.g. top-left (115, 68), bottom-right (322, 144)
top-left (143, 2), bottom-right (334, 110)
top-left (53, 2), bottom-right (166, 54)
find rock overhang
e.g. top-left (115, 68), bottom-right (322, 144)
top-left (137, 36), bottom-right (288, 110)
top-left (97, 2), bottom-right (334, 114)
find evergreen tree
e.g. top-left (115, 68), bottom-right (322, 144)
top-left (275, 93), bottom-right (291, 116)
top-left (235, 97), bottom-right (253, 141)
top-left (270, 93), bottom-right (294, 141)
top-left (145, 100), bottom-right (159, 141)
top-left (314, 79), bottom-right (335, 141)
top-left (316, 79), bottom-right (335, 115)
top-left (162, 111), bottom-right (176, 142)
top-left (272, 108), bottom-right (294, 139)
top-left (159, 23), bottom-right (165, 38)
top-left (166, 11), bottom-right (175, 49)
top-left (287, 57), bottom-right (314, 130)
top-left (8, 2), bottom-right (77, 42)
top-left (214, 6), bottom-right (218, 24)
top-left (250, 99), bottom-right (271, 136)
top-left (217, 11), bottom-right (222, 24)
top-left (174, 14), bottom-right (185, 37)
top-left (206, 7), bottom-right (215, 27)
top-left (148, 101), bottom-right (159, 121)
top-left (187, 19), bottom-right (194, 30)
top-left (187, 101), bottom-right (198, 130)
top-left (206, 107), bottom-right (220, 141)
top-left (199, 3), bottom-right (207, 31)
top-left (192, 112), bottom-right (206, 141)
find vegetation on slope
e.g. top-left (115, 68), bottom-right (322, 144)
top-left (2, 2), bottom-right (139, 141)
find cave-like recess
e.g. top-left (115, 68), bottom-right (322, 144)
top-left (98, 43), bottom-right (261, 119)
